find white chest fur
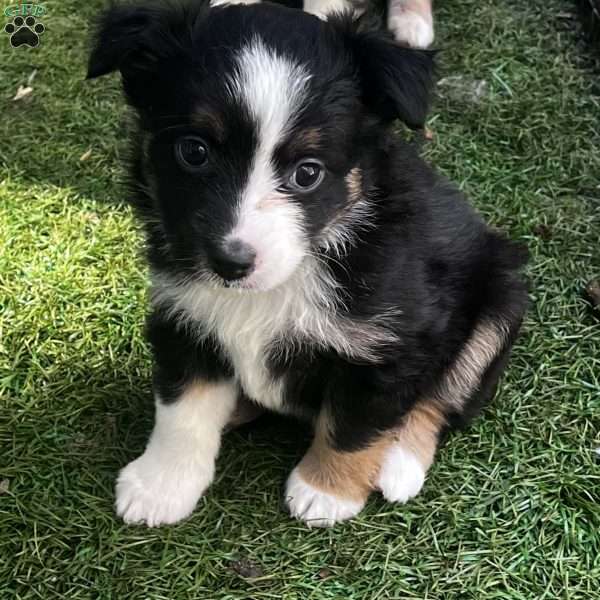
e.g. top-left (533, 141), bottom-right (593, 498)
top-left (151, 263), bottom-right (398, 410)
top-left (187, 290), bottom-right (288, 411)
top-left (151, 264), bottom-right (332, 411)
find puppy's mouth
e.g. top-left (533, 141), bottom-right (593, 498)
top-left (199, 261), bottom-right (295, 294)
top-left (190, 263), bottom-right (266, 293)
top-left (190, 268), bottom-right (257, 292)
top-left (222, 275), bottom-right (258, 292)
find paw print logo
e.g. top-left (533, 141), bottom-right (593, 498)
top-left (4, 16), bottom-right (45, 48)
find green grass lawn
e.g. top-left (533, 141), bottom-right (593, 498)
top-left (1, 0), bottom-right (599, 597)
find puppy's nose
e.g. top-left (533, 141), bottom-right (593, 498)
top-left (210, 238), bottom-right (256, 281)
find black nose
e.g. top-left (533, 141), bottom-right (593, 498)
top-left (210, 239), bottom-right (256, 281)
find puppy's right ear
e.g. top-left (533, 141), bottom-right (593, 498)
top-left (330, 13), bottom-right (436, 128)
top-left (352, 34), bottom-right (436, 127)
top-left (87, 4), bottom-right (158, 79)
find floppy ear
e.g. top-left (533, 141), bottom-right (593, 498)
top-left (87, 4), bottom-right (158, 79)
top-left (350, 31), bottom-right (436, 127)
top-left (87, 1), bottom-right (211, 81)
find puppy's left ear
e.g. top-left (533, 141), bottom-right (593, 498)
top-left (348, 29), bottom-right (436, 127)
top-left (86, 4), bottom-right (158, 79)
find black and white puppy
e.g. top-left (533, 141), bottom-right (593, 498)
top-left (88, 0), bottom-right (528, 527)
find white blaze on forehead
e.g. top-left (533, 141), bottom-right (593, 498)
top-left (230, 37), bottom-right (311, 161)
top-left (227, 38), bottom-right (312, 290)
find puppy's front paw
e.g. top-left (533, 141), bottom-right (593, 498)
top-left (376, 445), bottom-right (425, 503)
top-left (285, 468), bottom-right (365, 527)
top-left (115, 452), bottom-right (214, 527)
top-left (388, 12), bottom-right (434, 48)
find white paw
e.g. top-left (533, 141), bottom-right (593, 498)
top-left (376, 445), bottom-right (426, 503)
top-left (285, 468), bottom-right (365, 527)
top-left (210, 0), bottom-right (260, 6)
top-left (303, 0), bottom-right (354, 20)
top-left (388, 12), bottom-right (434, 48)
top-left (115, 452), bottom-right (214, 527)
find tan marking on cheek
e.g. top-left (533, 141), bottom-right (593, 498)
top-left (302, 128), bottom-right (321, 148)
top-left (345, 167), bottom-right (363, 203)
top-left (256, 193), bottom-right (287, 210)
top-left (297, 413), bottom-right (390, 502)
top-left (290, 128), bottom-right (322, 154)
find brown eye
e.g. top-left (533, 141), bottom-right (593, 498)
top-left (289, 160), bottom-right (325, 192)
top-left (175, 136), bottom-right (208, 171)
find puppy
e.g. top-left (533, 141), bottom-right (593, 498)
top-left (212, 0), bottom-right (434, 48)
top-left (87, 0), bottom-right (528, 527)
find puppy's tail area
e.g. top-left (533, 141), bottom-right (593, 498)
top-left (483, 232), bottom-right (529, 327)
top-left (441, 232), bottom-right (530, 429)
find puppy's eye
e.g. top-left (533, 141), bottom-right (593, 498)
top-left (288, 160), bottom-right (325, 192)
top-left (175, 136), bottom-right (208, 171)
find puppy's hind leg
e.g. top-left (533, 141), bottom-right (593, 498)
top-left (376, 402), bottom-right (445, 503)
top-left (377, 318), bottom-right (513, 503)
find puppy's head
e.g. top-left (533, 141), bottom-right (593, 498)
top-left (88, 0), bottom-right (434, 291)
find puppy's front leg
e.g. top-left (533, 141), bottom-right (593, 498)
top-left (116, 381), bottom-right (237, 527)
top-left (286, 411), bottom-right (387, 527)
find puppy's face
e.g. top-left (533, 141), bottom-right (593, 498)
top-left (143, 32), bottom-right (360, 291)
top-left (88, 1), bottom-right (433, 291)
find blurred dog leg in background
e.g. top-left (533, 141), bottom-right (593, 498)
top-left (211, 0), bottom-right (434, 48)
top-left (306, 0), bottom-right (434, 47)
top-left (387, 0), bottom-right (434, 48)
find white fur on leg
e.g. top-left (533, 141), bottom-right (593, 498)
top-left (388, 11), bottom-right (434, 48)
top-left (210, 0), bottom-right (261, 6)
top-left (376, 445), bottom-right (426, 503)
top-left (285, 468), bottom-right (365, 527)
top-left (303, 0), bottom-right (355, 20)
top-left (115, 382), bottom-right (237, 527)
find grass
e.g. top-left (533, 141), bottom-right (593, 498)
top-left (1, 0), bottom-right (599, 597)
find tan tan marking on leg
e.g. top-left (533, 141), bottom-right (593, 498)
top-left (376, 401), bottom-right (445, 503)
top-left (296, 395), bottom-right (445, 502)
top-left (296, 412), bottom-right (388, 502)
top-left (390, 401), bottom-right (446, 469)
top-left (436, 319), bottom-right (509, 410)
top-left (383, 318), bottom-right (508, 475)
